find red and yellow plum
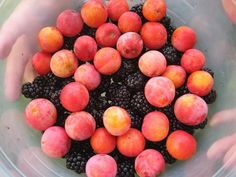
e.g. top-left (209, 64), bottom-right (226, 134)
top-left (118, 12), bottom-right (142, 33)
top-left (25, 98), bottom-right (57, 131)
top-left (32, 51), bottom-right (51, 75)
top-left (107, 0), bottom-right (129, 21)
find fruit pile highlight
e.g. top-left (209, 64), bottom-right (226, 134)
top-left (21, 0), bottom-right (217, 176)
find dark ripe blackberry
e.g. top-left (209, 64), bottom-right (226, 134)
top-left (21, 82), bottom-right (43, 99)
top-left (175, 85), bottom-right (190, 98)
top-left (80, 24), bottom-right (96, 38)
top-left (127, 109), bottom-right (143, 129)
top-left (159, 145), bottom-right (176, 164)
top-left (49, 90), bottom-right (61, 109)
top-left (169, 117), bottom-right (194, 135)
top-left (193, 119), bottom-right (208, 129)
top-left (166, 25), bottom-right (176, 42)
top-left (203, 67), bottom-right (215, 78)
top-left (96, 75), bottom-right (112, 93)
top-left (33, 76), bottom-right (46, 87)
top-left (63, 35), bottom-right (78, 50)
top-left (161, 44), bottom-right (180, 65)
top-left (112, 65), bottom-right (127, 83)
top-left (44, 72), bottom-right (60, 87)
top-left (161, 16), bottom-right (171, 28)
top-left (130, 3), bottom-right (147, 24)
top-left (130, 92), bottom-right (155, 116)
top-left (125, 71), bottom-right (147, 92)
top-left (108, 85), bottom-right (131, 109)
top-left (43, 85), bottom-right (55, 99)
top-left (65, 140), bottom-right (94, 174)
top-left (117, 158), bottom-right (135, 177)
top-left (59, 77), bottom-right (75, 89)
top-left (203, 90), bottom-right (217, 104)
top-left (157, 105), bottom-right (174, 119)
top-left (89, 109), bottom-right (104, 128)
top-left (55, 110), bottom-right (70, 127)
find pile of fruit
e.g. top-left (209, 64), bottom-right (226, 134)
top-left (21, 0), bottom-right (217, 176)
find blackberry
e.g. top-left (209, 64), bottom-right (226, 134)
top-left (108, 85), bottom-right (131, 109)
top-left (125, 71), bottom-right (147, 92)
top-left (166, 25), bottom-right (176, 42)
top-left (112, 65), bottom-right (127, 83)
top-left (44, 72), bottom-right (60, 87)
top-left (127, 109), bottom-right (143, 129)
top-left (161, 16), bottom-right (171, 28)
top-left (117, 158), bottom-right (135, 177)
top-left (158, 105), bottom-right (174, 118)
top-left (65, 140), bottom-right (94, 174)
top-left (175, 85), bottom-right (189, 98)
top-left (59, 77), bottom-right (75, 89)
top-left (203, 67), bottom-right (214, 78)
top-left (80, 24), bottom-right (96, 38)
top-left (123, 59), bottom-right (138, 74)
top-left (43, 85), bottom-right (55, 99)
top-left (49, 90), bottom-right (61, 109)
top-left (96, 75), bottom-right (112, 93)
top-left (161, 44), bottom-right (180, 65)
top-left (89, 109), bottom-right (104, 128)
top-left (159, 145), bottom-right (176, 164)
top-left (130, 3), bottom-right (147, 24)
top-left (203, 90), bottom-right (217, 104)
top-left (33, 76), bottom-right (46, 87)
top-left (63, 36), bottom-right (78, 50)
top-left (55, 110), bottom-right (70, 127)
top-left (130, 92), bottom-right (154, 116)
top-left (87, 93), bottom-right (109, 111)
top-left (21, 82), bottom-right (43, 99)
top-left (193, 119), bottom-right (208, 129)
top-left (169, 117), bottom-right (194, 135)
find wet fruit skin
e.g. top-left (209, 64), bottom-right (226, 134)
top-left (50, 49), bottom-right (78, 78)
top-left (107, 0), bottom-right (129, 21)
top-left (81, 0), bottom-right (108, 28)
top-left (117, 32), bottom-right (144, 59)
top-left (162, 65), bottom-right (187, 88)
top-left (103, 106), bottom-right (131, 136)
top-left (32, 52), bottom-right (51, 75)
top-left (187, 70), bottom-right (214, 96)
top-left (138, 50), bottom-right (167, 77)
top-left (95, 23), bottom-right (121, 47)
top-left (174, 94), bottom-right (208, 126)
top-left (118, 11), bottom-right (142, 33)
top-left (142, 111), bottom-right (169, 142)
top-left (60, 82), bottom-right (89, 112)
top-left (65, 111), bottom-right (96, 141)
top-left (25, 98), bottom-right (57, 131)
top-left (145, 76), bottom-right (176, 108)
top-left (90, 128), bottom-right (117, 154)
top-left (86, 154), bottom-right (117, 177)
top-left (94, 47), bottom-right (122, 75)
top-left (166, 130), bottom-right (197, 160)
top-left (117, 128), bottom-right (146, 157)
top-left (172, 26), bottom-right (197, 52)
top-left (181, 49), bottom-right (206, 73)
top-left (38, 26), bottom-right (63, 53)
top-left (141, 22), bottom-right (167, 49)
top-left (56, 9), bottom-right (83, 37)
top-left (74, 63), bottom-right (101, 91)
top-left (135, 149), bottom-right (165, 177)
top-left (41, 126), bottom-right (71, 158)
top-left (142, 0), bottom-right (167, 22)
top-left (74, 35), bottom-right (98, 62)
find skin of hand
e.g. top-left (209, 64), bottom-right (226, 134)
top-left (0, 0), bottom-right (75, 101)
top-left (207, 108), bottom-right (236, 169)
top-left (222, 0), bottom-right (236, 24)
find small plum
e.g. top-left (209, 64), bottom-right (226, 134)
top-left (141, 22), bottom-right (167, 49)
top-left (86, 154), bottom-right (117, 177)
top-left (142, 0), bottom-right (167, 22)
top-left (103, 106), bottom-right (131, 136)
top-left (145, 77), bottom-right (176, 108)
top-left (162, 65), bottom-right (187, 88)
top-left (25, 98), bottom-right (57, 131)
top-left (32, 51), bottom-right (51, 75)
top-left (142, 111), bottom-right (169, 142)
top-left (135, 149), bottom-right (165, 177)
top-left (65, 111), bottom-right (96, 141)
top-left (90, 128), bottom-right (116, 154)
top-left (56, 9), bottom-right (83, 37)
top-left (81, 0), bottom-right (108, 28)
top-left (187, 71), bottom-right (214, 96)
top-left (50, 49), bottom-right (78, 78)
top-left (181, 49), bottom-right (206, 73)
top-left (117, 32), bottom-right (143, 59)
top-left (38, 26), bottom-right (63, 53)
top-left (107, 0), bottom-right (129, 21)
top-left (74, 63), bottom-right (101, 91)
top-left (174, 94), bottom-right (208, 126)
top-left (166, 130), bottom-right (197, 160)
top-left (74, 35), bottom-right (97, 62)
top-left (138, 50), bottom-right (167, 77)
top-left (94, 47), bottom-right (121, 75)
top-left (172, 26), bottom-right (197, 52)
top-left (95, 23), bottom-right (121, 47)
top-left (118, 12), bottom-right (142, 33)
top-left (60, 82), bottom-right (89, 112)
top-left (117, 128), bottom-right (146, 157)
top-left (41, 126), bottom-right (71, 158)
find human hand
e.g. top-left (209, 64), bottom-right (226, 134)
top-left (222, 0), bottom-right (236, 24)
top-left (207, 108), bottom-right (236, 169)
top-left (0, 0), bottom-right (74, 101)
